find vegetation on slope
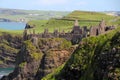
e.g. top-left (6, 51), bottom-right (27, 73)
top-left (42, 64), bottom-right (65, 80)
top-left (42, 27), bottom-right (120, 80)
top-left (38, 38), bottom-right (72, 50)
top-left (24, 40), bottom-right (43, 60)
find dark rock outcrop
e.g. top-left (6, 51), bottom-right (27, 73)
top-left (25, 24), bottom-right (35, 29)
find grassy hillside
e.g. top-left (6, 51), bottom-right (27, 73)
top-left (28, 11), bottom-right (120, 33)
top-left (65, 11), bottom-right (115, 20)
top-left (0, 29), bottom-right (23, 36)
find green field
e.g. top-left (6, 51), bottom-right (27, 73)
top-left (27, 10), bottom-right (120, 34)
top-left (0, 10), bottom-right (120, 35)
top-left (0, 29), bottom-right (23, 36)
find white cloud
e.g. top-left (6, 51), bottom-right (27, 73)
top-left (34, 0), bottom-right (68, 5)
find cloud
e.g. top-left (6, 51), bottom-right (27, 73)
top-left (34, 0), bottom-right (68, 5)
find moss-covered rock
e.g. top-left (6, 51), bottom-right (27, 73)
top-left (1, 38), bottom-right (73, 80)
top-left (1, 40), bottom-right (43, 80)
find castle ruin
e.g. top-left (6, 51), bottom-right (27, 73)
top-left (90, 19), bottom-right (115, 36)
top-left (23, 19), bottom-right (115, 44)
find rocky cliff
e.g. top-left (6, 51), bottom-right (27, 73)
top-left (0, 33), bottom-right (22, 68)
top-left (1, 38), bottom-right (74, 80)
top-left (1, 28), bottom-right (120, 80)
top-left (42, 28), bottom-right (120, 80)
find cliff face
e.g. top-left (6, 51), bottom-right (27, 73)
top-left (1, 40), bottom-right (43, 80)
top-left (0, 33), bottom-right (22, 68)
top-left (2, 29), bottom-right (119, 80)
top-left (42, 29), bottom-right (120, 80)
top-left (93, 32), bottom-right (120, 80)
top-left (35, 48), bottom-right (73, 80)
top-left (1, 38), bottom-right (73, 80)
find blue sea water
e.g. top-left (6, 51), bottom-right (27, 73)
top-left (0, 68), bottom-right (14, 79)
top-left (0, 22), bottom-right (26, 30)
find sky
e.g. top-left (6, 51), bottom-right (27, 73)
top-left (0, 0), bottom-right (120, 11)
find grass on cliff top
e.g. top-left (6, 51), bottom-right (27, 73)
top-left (27, 11), bottom-right (120, 34)
top-left (0, 29), bottom-right (23, 36)
top-left (38, 38), bottom-right (72, 50)
top-left (24, 40), bottom-right (43, 60)
top-left (28, 20), bottom-right (48, 33)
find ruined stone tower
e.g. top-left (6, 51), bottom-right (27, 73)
top-left (31, 36), bottom-right (38, 48)
top-left (53, 29), bottom-right (59, 37)
top-left (44, 28), bottom-right (49, 34)
top-left (90, 26), bottom-right (98, 36)
top-left (71, 19), bottom-right (82, 34)
top-left (98, 19), bottom-right (106, 34)
top-left (74, 19), bottom-right (79, 26)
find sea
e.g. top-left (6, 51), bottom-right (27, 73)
top-left (0, 68), bottom-right (14, 79)
top-left (0, 22), bottom-right (26, 30)
top-left (0, 22), bottom-right (25, 79)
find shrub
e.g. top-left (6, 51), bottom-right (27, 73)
top-left (59, 39), bottom-right (72, 49)
top-left (30, 52), bottom-right (43, 60)
top-left (19, 62), bottom-right (26, 68)
top-left (0, 60), bottom-right (3, 64)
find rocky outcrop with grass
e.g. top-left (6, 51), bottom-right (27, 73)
top-left (42, 28), bottom-right (120, 80)
top-left (1, 38), bottom-right (73, 80)
top-left (0, 33), bottom-right (22, 68)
